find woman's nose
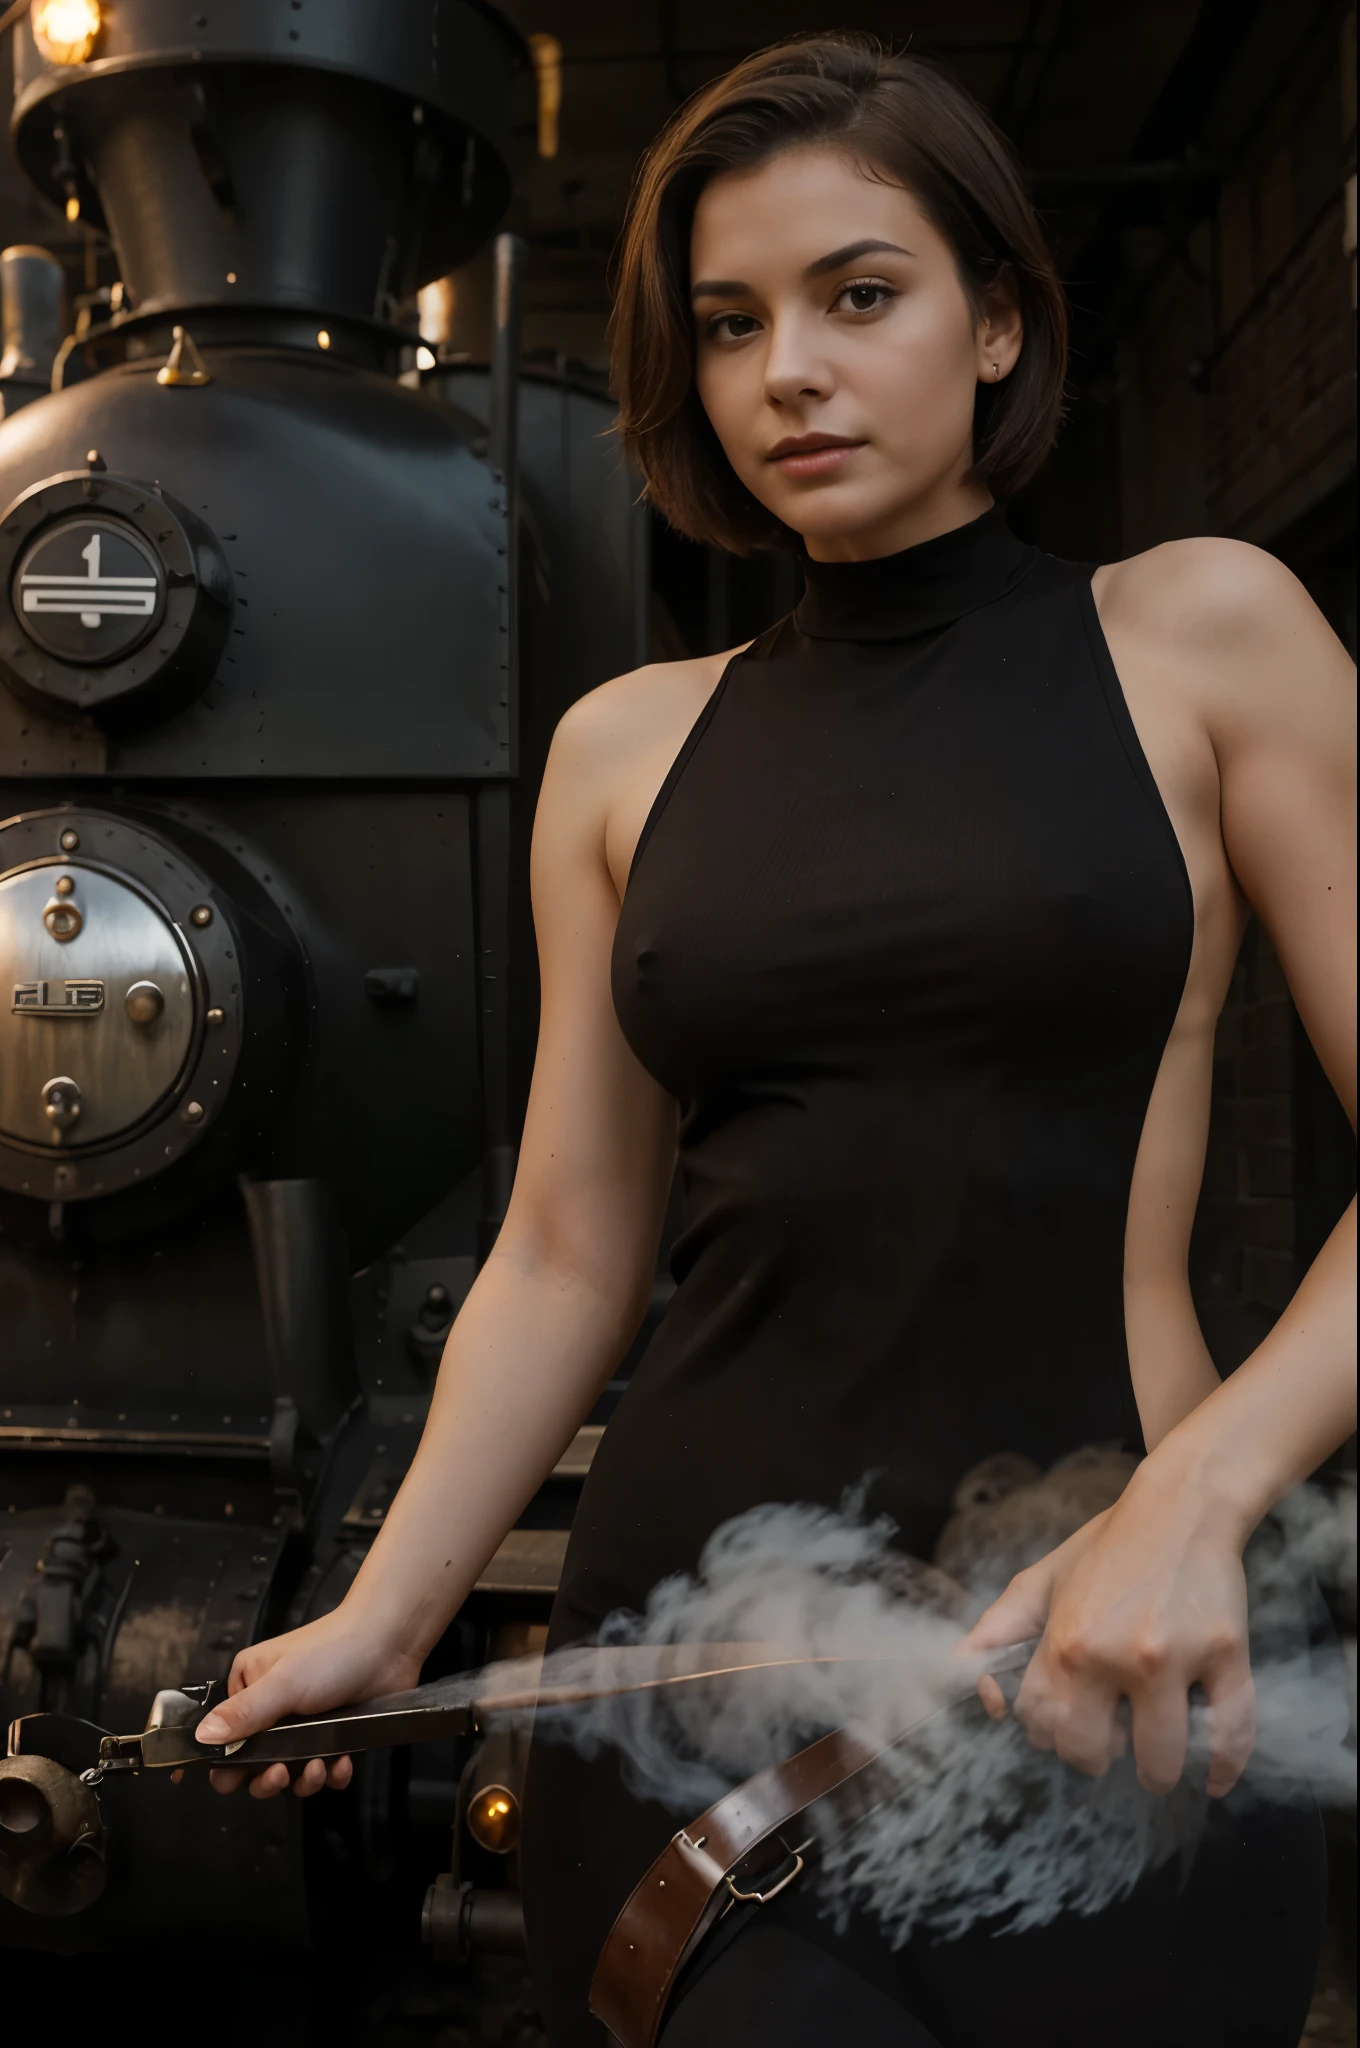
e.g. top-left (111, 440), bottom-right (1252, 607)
top-left (762, 315), bottom-right (832, 405)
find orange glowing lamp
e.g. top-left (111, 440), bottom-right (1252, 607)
top-left (31, 0), bottom-right (102, 66)
top-left (466, 1783), bottom-right (521, 1854)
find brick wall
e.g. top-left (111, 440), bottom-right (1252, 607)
top-left (1205, 47), bottom-right (1356, 540)
top-left (1115, 1), bottom-right (1356, 1369)
top-left (1118, 2), bottom-right (1356, 551)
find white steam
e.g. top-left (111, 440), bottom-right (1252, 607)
top-left (506, 1451), bottom-right (1355, 1944)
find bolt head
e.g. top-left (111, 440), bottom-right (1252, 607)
top-left (59, 829), bottom-right (80, 852)
top-left (190, 905), bottom-right (213, 928)
top-left (205, 1006), bottom-right (225, 1027)
top-left (125, 981), bottom-right (165, 1025)
top-left (183, 1101), bottom-right (205, 1123)
top-left (55, 875), bottom-right (75, 897)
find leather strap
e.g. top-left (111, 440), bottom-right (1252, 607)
top-left (588, 1645), bottom-right (1036, 2048)
top-left (588, 1722), bottom-right (890, 2048)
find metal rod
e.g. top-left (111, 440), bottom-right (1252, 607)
top-left (489, 230), bottom-right (525, 746)
top-left (474, 232), bottom-right (526, 1263)
top-left (7, 1640), bottom-right (1040, 1779)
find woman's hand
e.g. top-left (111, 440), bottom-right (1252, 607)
top-left (175, 1607), bottom-right (423, 1802)
top-left (959, 1466), bottom-right (1256, 1799)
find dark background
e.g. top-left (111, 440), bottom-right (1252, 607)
top-left (3, 10), bottom-right (1354, 1365)
top-left (1, 4), bottom-right (1354, 2040)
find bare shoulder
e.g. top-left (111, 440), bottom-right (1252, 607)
top-left (534, 650), bottom-right (736, 879)
top-left (550, 650), bottom-right (732, 779)
top-left (1093, 537), bottom-right (1355, 742)
top-left (1095, 536), bottom-right (1315, 647)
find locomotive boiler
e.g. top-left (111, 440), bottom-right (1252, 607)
top-left (0, 0), bottom-right (654, 1963)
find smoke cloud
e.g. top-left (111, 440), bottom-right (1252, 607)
top-left (498, 1450), bottom-right (1355, 1944)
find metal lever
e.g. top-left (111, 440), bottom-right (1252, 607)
top-left (2, 1641), bottom-right (1042, 1920)
top-left (10, 1638), bottom-right (1045, 1785)
top-left (89, 1677), bottom-right (483, 1779)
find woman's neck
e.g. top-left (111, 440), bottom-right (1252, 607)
top-left (802, 479), bottom-right (995, 564)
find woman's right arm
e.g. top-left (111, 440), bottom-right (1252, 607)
top-left (195, 680), bottom-right (680, 1794)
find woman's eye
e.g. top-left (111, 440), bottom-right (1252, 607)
top-left (710, 312), bottom-right (761, 341)
top-left (838, 281), bottom-right (894, 315)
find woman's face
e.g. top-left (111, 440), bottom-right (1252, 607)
top-left (690, 147), bottom-right (1022, 561)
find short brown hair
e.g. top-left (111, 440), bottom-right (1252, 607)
top-left (611, 34), bottom-right (1069, 553)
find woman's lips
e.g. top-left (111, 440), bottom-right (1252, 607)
top-left (768, 440), bottom-right (864, 479)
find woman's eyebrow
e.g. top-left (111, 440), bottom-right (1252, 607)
top-left (691, 237), bottom-right (915, 301)
top-left (691, 276), bottom-right (750, 300)
top-left (805, 238), bottom-right (913, 277)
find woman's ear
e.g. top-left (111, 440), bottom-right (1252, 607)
top-left (976, 266), bottom-right (1023, 384)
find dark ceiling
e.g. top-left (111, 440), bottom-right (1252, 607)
top-left (494, 0), bottom-right (1223, 364)
top-left (0, 1), bottom-right (1316, 376)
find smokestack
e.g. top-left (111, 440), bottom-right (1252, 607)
top-left (8, 0), bottom-right (522, 367)
top-left (0, 243), bottom-right (64, 414)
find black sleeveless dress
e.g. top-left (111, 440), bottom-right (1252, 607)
top-left (518, 508), bottom-right (1325, 2047)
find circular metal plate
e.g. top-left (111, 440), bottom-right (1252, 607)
top-left (0, 471), bottom-right (230, 721)
top-left (12, 515), bottom-right (165, 665)
top-left (0, 864), bottom-right (196, 1147)
top-left (0, 808), bottom-right (245, 1203)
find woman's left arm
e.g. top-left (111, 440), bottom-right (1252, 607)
top-left (964, 540), bottom-right (1356, 1799)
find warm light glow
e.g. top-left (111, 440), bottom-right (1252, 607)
top-left (528, 33), bottom-right (562, 160)
top-left (418, 277), bottom-right (458, 351)
top-left (316, 329), bottom-right (331, 350)
top-left (65, 195), bottom-right (80, 222)
top-left (466, 1782), bottom-right (520, 1853)
top-left (416, 345), bottom-right (436, 371)
top-left (32, 0), bottom-right (102, 66)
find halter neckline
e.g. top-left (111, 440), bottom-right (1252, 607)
top-left (794, 503), bottom-right (1039, 643)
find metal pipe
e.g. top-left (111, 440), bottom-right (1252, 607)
top-left (475, 231), bottom-right (525, 1262)
top-left (0, 243), bottom-right (64, 412)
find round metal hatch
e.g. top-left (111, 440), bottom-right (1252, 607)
top-left (12, 515), bottom-right (165, 666)
top-left (0, 863), bottom-right (197, 1150)
top-left (0, 469), bottom-right (230, 723)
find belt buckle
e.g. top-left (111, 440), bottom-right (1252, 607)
top-left (724, 1834), bottom-right (814, 1907)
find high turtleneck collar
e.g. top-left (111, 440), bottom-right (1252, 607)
top-left (794, 503), bottom-right (1039, 643)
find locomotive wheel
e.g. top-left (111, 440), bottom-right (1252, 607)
top-left (0, 1754), bottom-right (108, 1917)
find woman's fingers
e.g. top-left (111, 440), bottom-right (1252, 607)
top-left (196, 1660), bottom-right (304, 1749)
top-left (248, 1763), bottom-right (294, 1801)
top-left (1201, 1660), bottom-right (1256, 1799)
top-left (959, 1560), bottom-right (1055, 1657)
top-left (207, 1754), bottom-right (353, 1798)
top-left (1010, 1646), bottom-right (1251, 1796)
top-left (1128, 1674), bottom-right (1190, 1795)
top-left (976, 1673), bottom-right (1007, 1720)
top-left (1051, 1694), bottom-right (1122, 1778)
top-left (1015, 1652), bottom-right (1118, 1776)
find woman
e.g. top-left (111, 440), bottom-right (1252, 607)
top-left (197, 37), bottom-right (1355, 2047)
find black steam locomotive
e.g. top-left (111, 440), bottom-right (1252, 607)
top-left (0, 0), bottom-right (655, 1962)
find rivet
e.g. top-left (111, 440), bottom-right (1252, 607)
top-left (206, 1006), bottom-right (225, 1026)
top-left (183, 1101), bottom-right (205, 1123)
top-left (125, 981), bottom-right (165, 1025)
top-left (191, 905), bottom-right (213, 927)
top-left (59, 828), bottom-right (79, 851)
top-left (55, 874), bottom-right (75, 897)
